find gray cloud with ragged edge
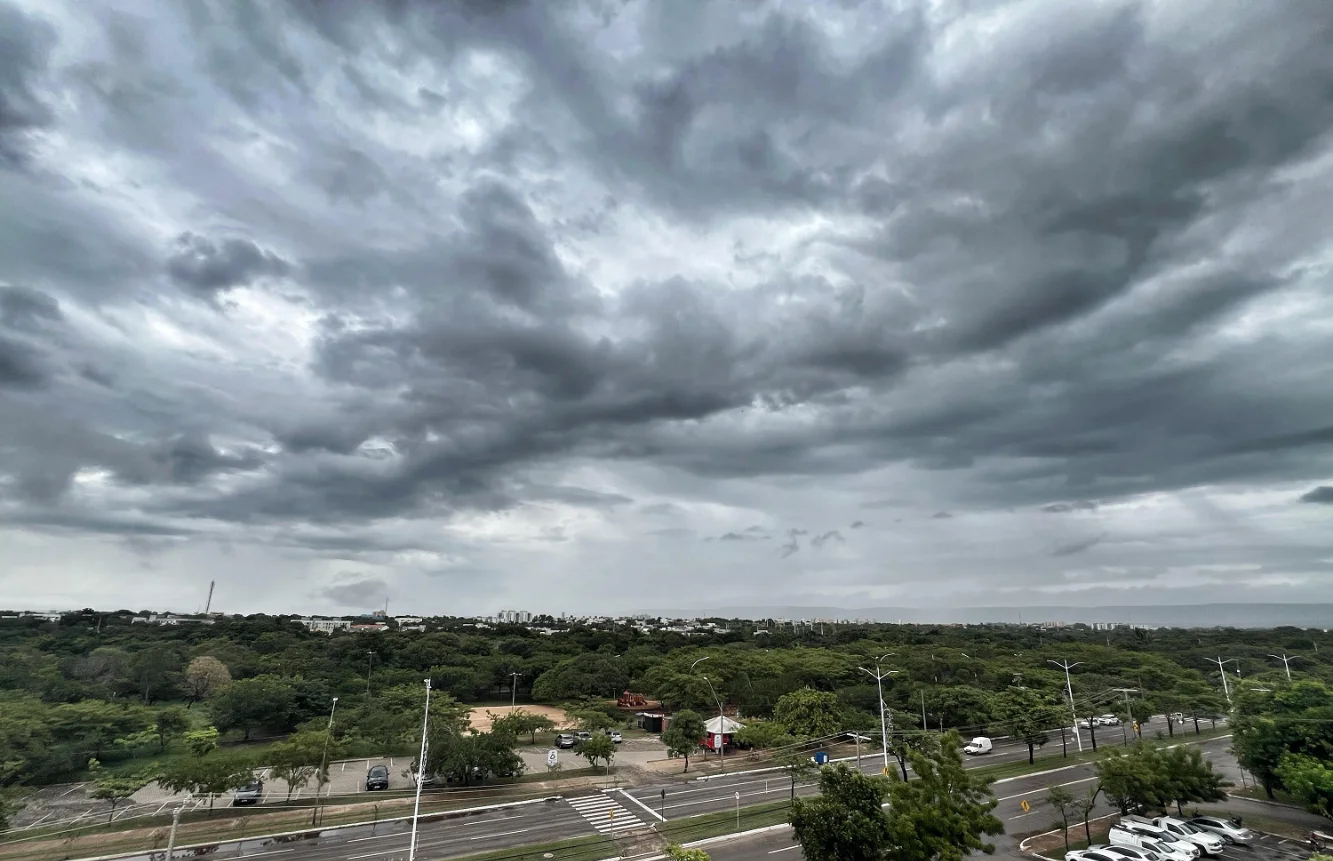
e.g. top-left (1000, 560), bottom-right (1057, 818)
top-left (1, 0), bottom-right (1332, 616)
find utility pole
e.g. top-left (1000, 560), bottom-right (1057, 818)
top-left (858, 654), bottom-right (898, 771)
top-left (1112, 688), bottom-right (1137, 744)
top-left (365, 651), bottom-right (376, 698)
top-left (1048, 660), bottom-right (1084, 753)
top-left (1268, 653), bottom-right (1301, 682)
top-left (165, 804), bottom-right (183, 860)
top-left (1205, 657), bottom-right (1236, 707)
top-left (921, 690), bottom-right (928, 732)
top-left (509, 672), bottom-right (522, 712)
top-left (312, 696), bottom-right (338, 826)
top-left (409, 679), bottom-right (432, 861)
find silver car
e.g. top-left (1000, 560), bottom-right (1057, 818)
top-left (1188, 817), bottom-right (1254, 844)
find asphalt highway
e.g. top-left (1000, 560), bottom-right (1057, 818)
top-left (145, 717), bottom-right (1225, 861)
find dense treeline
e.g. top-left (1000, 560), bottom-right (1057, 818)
top-left (1, 610), bottom-right (1330, 792)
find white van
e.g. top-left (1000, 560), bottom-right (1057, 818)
top-left (963, 737), bottom-right (992, 755)
top-left (1150, 817), bottom-right (1226, 855)
top-left (1109, 825), bottom-right (1198, 861)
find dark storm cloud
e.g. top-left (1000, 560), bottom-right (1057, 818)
top-left (0, 334), bottom-right (48, 388)
top-left (2, 0), bottom-right (1333, 612)
top-left (0, 286), bottom-right (62, 330)
top-left (1043, 501), bottom-right (1100, 514)
top-left (1052, 533), bottom-right (1107, 558)
top-left (1300, 487), bottom-right (1333, 505)
top-left (810, 530), bottom-right (843, 549)
top-left (166, 232), bottom-right (291, 296)
top-left (320, 575), bottom-right (390, 608)
top-left (0, 1), bottom-right (57, 167)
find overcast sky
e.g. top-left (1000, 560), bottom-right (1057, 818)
top-left (2, 0), bottom-right (1332, 618)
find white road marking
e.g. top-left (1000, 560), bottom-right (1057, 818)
top-left (769, 845), bottom-right (802, 854)
top-left (470, 828), bottom-right (530, 839)
top-left (996, 776), bottom-right (1097, 801)
top-left (619, 788), bottom-right (666, 822)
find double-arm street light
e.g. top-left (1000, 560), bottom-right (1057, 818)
top-left (1268, 653), bottom-right (1302, 682)
top-left (859, 653), bottom-right (899, 771)
top-left (1049, 660), bottom-right (1084, 753)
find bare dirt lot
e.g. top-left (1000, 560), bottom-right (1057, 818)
top-left (466, 704), bottom-right (573, 731)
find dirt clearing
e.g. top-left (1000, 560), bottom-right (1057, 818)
top-left (466, 704), bottom-right (573, 732)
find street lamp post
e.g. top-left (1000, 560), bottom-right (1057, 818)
top-left (1267, 653), bottom-right (1301, 682)
top-left (312, 696), bottom-right (338, 826)
top-left (692, 656), bottom-right (726, 774)
top-left (509, 672), bottom-right (522, 712)
top-left (365, 651), bottom-right (376, 698)
top-left (858, 654), bottom-right (898, 772)
top-left (408, 679), bottom-right (432, 861)
top-left (1048, 660), bottom-right (1084, 753)
top-left (1205, 657), bottom-right (1237, 707)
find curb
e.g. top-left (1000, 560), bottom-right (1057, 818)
top-left (1224, 793), bottom-right (1306, 811)
top-left (68, 795), bottom-right (564, 861)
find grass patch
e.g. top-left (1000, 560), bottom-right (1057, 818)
top-left (657, 799), bottom-right (793, 845)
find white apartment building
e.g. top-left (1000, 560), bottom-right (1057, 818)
top-left (298, 617), bottom-right (353, 634)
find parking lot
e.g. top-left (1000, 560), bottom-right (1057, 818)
top-left (1208, 833), bottom-right (1315, 861)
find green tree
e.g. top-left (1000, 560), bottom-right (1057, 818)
top-left (664, 846), bottom-right (711, 861)
top-left (577, 734), bottom-right (616, 770)
top-left (791, 764), bottom-right (893, 861)
top-left (209, 676), bottom-right (296, 740)
top-left (775, 746), bottom-right (820, 801)
top-left (1277, 753), bottom-right (1333, 822)
top-left (567, 708), bottom-right (618, 733)
top-left (184, 726), bottom-right (220, 758)
top-left (267, 731), bottom-right (330, 802)
top-left (1159, 744), bottom-right (1228, 814)
top-left (735, 720), bottom-right (797, 751)
top-left (425, 730), bottom-right (522, 786)
top-left (154, 707), bottom-right (191, 752)
top-left (1233, 681), bottom-right (1333, 800)
top-left (773, 688), bottom-right (841, 739)
top-left (993, 687), bottom-right (1061, 765)
top-left (90, 772), bottom-right (154, 825)
top-left (184, 656), bottom-right (232, 707)
top-left (1046, 785), bottom-right (1076, 852)
top-left (1097, 744), bottom-right (1167, 815)
top-left (882, 733), bottom-right (1003, 861)
top-left (158, 756), bottom-right (254, 814)
top-left (663, 710), bottom-right (706, 773)
top-left (1074, 785), bottom-right (1100, 844)
top-left (531, 653), bottom-right (630, 701)
top-left (128, 644), bottom-right (183, 705)
top-left (489, 711), bottom-right (556, 744)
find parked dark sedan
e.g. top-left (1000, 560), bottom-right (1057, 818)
top-left (366, 764), bottom-right (390, 791)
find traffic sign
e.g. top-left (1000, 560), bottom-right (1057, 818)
top-left (1020, 800), bottom-right (1030, 813)
top-left (546, 749), bottom-right (558, 767)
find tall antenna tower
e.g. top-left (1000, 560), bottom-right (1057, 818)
top-left (204, 580), bottom-right (215, 615)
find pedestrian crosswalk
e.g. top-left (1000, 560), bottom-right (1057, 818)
top-left (566, 792), bottom-right (648, 834)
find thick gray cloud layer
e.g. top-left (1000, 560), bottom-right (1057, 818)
top-left (1, 0), bottom-right (1331, 615)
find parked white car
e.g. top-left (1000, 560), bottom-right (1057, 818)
top-left (1109, 825), bottom-right (1198, 861)
top-left (1150, 817), bottom-right (1226, 855)
top-left (1188, 817), bottom-right (1254, 844)
top-left (1095, 843), bottom-right (1163, 861)
top-left (1097, 714), bottom-right (1122, 726)
top-left (1068, 850), bottom-right (1133, 861)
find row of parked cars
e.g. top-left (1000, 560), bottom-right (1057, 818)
top-left (1067, 814), bottom-right (1254, 861)
top-left (555, 729), bottom-right (623, 748)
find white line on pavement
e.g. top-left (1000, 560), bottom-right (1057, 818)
top-left (471, 828), bottom-right (530, 840)
top-left (768, 845), bottom-right (802, 854)
top-left (618, 788), bottom-right (667, 822)
top-left (996, 776), bottom-right (1097, 801)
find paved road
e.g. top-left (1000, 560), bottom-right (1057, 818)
top-left (141, 718), bottom-right (1226, 861)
